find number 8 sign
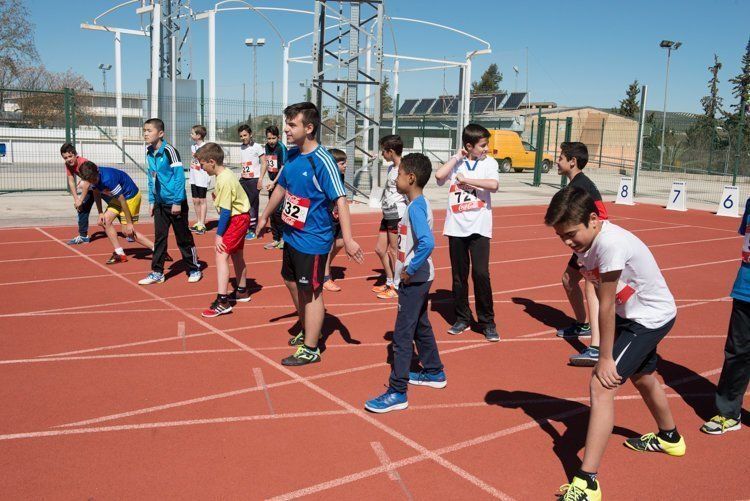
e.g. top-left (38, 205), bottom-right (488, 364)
top-left (716, 185), bottom-right (741, 218)
top-left (615, 177), bottom-right (634, 206)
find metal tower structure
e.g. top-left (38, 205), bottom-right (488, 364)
top-left (311, 0), bottom-right (384, 190)
top-left (158, 0), bottom-right (191, 80)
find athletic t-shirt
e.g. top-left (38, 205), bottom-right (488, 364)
top-left (575, 221), bottom-right (676, 329)
top-left (395, 195), bottom-right (435, 286)
top-left (65, 156), bottom-right (89, 177)
top-left (265, 141), bottom-right (288, 180)
top-left (439, 156), bottom-right (500, 238)
top-left (239, 142), bottom-right (265, 179)
top-left (382, 163), bottom-right (407, 219)
top-left (214, 168), bottom-right (250, 216)
top-left (94, 166), bottom-right (139, 200)
top-left (189, 142), bottom-right (210, 188)
top-left (731, 197), bottom-right (750, 303)
top-left (569, 172), bottom-right (608, 219)
top-left (277, 145), bottom-right (346, 255)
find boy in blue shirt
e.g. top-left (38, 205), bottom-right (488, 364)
top-left (365, 153), bottom-right (446, 413)
top-left (257, 102), bottom-right (364, 366)
top-left (140, 118), bottom-right (202, 285)
top-left (77, 162), bottom-right (154, 264)
top-left (701, 196), bottom-right (750, 435)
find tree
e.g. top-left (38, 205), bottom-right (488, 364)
top-left (728, 36), bottom-right (750, 114)
top-left (617, 80), bottom-right (640, 118)
top-left (471, 63), bottom-right (503, 94)
top-left (0, 0), bottom-right (40, 111)
top-left (725, 37), bottom-right (750, 175)
top-left (701, 54), bottom-right (723, 120)
top-left (380, 75), bottom-right (393, 113)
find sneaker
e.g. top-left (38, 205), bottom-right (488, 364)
top-left (276, 240), bottom-right (284, 249)
top-left (557, 476), bottom-right (601, 501)
top-left (106, 252), bottom-right (127, 265)
top-left (376, 286), bottom-right (398, 299)
top-left (281, 345), bottom-right (321, 366)
top-left (194, 227), bottom-right (206, 236)
top-left (408, 370), bottom-right (447, 389)
top-left (623, 432), bottom-right (686, 456)
top-left (67, 235), bottom-right (90, 245)
top-left (483, 326), bottom-right (500, 342)
top-left (189, 223), bottom-right (200, 232)
top-left (245, 231), bottom-right (257, 240)
top-left (138, 271), bottom-right (165, 285)
top-left (264, 240), bottom-right (280, 250)
top-left (365, 388), bottom-right (408, 413)
top-left (557, 323), bottom-right (592, 338)
top-left (569, 347), bottom-right (599, 367)
top-left (231, 288), bottom-right (252, 303)
top-left (700, 415), bottom-right (741, 435)
top-left (288, 331), bottom-right (322, 346)
top-left (447, 321), bottom-right (471, 336)
top-left (323, 279), bottom-right (341, 292)
top-left (187, 270), bottom-right (203, 283)
top-left (202, 299), bottom-right (233, 318)
top-left (371, 284), bottom-right (388, 293)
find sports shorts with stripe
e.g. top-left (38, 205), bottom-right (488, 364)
top-left (613, 315), bottom-right (675, 381)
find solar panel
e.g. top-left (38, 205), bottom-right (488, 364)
top-left (502, 92), bottom-right (527, 110)
top-left (430, 96), bottom-right (455, 114)
top-left (492, 93), bottom-right (507, 110)
top-left (447, 98), bottom-right (460, 114)
top-left (398, 99), bottom-right (419, 115)
top-left (470, 96), bottom-right (493, 114)
top-left (413, 98), bottom-right (436, 115)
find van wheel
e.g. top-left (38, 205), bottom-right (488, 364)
top-left (499, 158), bottom-right (512, 173)
top-left (541, 160), bottom-right (552, 173)
top-left (513, 168), bottom-right (524, 173)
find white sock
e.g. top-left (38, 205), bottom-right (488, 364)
top-left (386, 277), bottom-right (394, 287)
top-left (114, 247), bottom-right (125, 255)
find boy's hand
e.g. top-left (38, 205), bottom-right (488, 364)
top-left (74, 198), bottom-right (82, 210)
top-left (256, 179), bottom-right (263, 191)
top-left (256, 215), bottom-right (269, 238)
top-left (97, 213), bottom-right (106, 227)
top-left (593, 357), bottom-right (622, 389)
top-left (171, 204), bottom-right (181, 215)
top-left (265, 182), bottom-right (275, 191)
top-left (400, 270), bottom-right (411, 285)
top-left (456, 173), bottom-right (466, 184)
top-left (123, 223), bottom-right (135, 237)
top-left (215, 235), bottom-right (226, 254)
top-left (344, 239), bottom-right (364, 264)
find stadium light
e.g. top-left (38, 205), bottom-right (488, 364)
top-left (245, 38), bottom-right (266, 123)
top-left (658, 39), bottom-right (682, 172)
top-left (98, 64), bottom-right (112, 94)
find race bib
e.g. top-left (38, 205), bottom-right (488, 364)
top-left (191, 153), bottom-right (202, 170)
top-left (449, 183), bottom-right (485, 213)
top-left (742, 231), bottom-right (750, 263)
top-left (397, 222), bottom-right (408, 263)
top-left (241, 161), bottom-right (255, 178)
top-left (282, 193), bottom-right (310, 230)
top-left (266, 155), bottom-right (278, 173)
top-left (616, 280), bottom-right (636, 305)
top-left (580, 266), bottom-right (600, 286)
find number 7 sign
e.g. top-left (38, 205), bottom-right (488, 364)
top-left (666, 181), bottom-right (687, 211)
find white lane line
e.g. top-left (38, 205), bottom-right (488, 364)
top-left (253, 367), bottom-right (275, 415)
top-left (178, 321), bottom-right (186, 351)
top-left (371, 441), bottom-right (413, 500)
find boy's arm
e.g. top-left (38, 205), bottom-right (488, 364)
top-left (67, 173), bottom-right (80, 205)
top-left (405, 203), bottom-right (434, 276)
top-left (257, 184), bottom-right (287, 237)
top-left (118, 194), bottom-right (135, 234)
top-left (74, 180), bottom-right (91, 209)
top-left (456, 175), bottom-right (499, 191)
top-left (595, 270), bottom-right (623, 389)
top-left (257, 153), bottom-right (267, 189)
top-left (334, 196), bottom-right (364, 264)
top-left (435, 150), bottom-right (465, 185)
top-left (92, 189), bottom-right (103, 213)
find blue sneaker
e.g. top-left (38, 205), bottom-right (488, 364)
top-left (187, 270), bottom-right (203, 283)
top-left (245, 231), bottom-right (257, 240)
top-left (569, 347), bottom-right (599, 367)
top-left (364, 388), bottom-right (408, 413)
top-left (67, 235), bottom-right (90, 245)
top-left (408, 370), bottom-right (447, 389)
top-left (138, 271), bottom-right (165, 285)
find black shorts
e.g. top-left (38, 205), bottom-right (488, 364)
top-left (191, 184), bottom-right (208, 199)
top-left (281, 244), bottom-right (327, 293)
top-left (379, 217), bottom-right (400, 234)
top-left (332, 222), bottom-right (342, 240)
top-left (567, 252), bottom-right (582, 271)
top-left (614, 315), bottom-right (675, 381)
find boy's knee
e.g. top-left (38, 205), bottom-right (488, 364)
top-left (631, 372), bottom-right (654, 391)
top-left (589, 375), bottom-right (614, 400)
top-left (374, 245), bottom-right (387, 258)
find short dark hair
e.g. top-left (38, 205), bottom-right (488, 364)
top-left (560, 142), bottom-right (588, 169)
top-left (283, 101), bottom-right (320, 135)
top-left (238, 124), bottom-right (252, 135)
top-left (78, 161), bottom-right (99, 182)
top-left (328, 148), bottom-right (347, 164)
top-left (462, 123), bottom-right (491, 149)
top-left (400, 153), bottom-right (431, 188)
top-left (60, 142), bottom-right (77, 155)
top-left (144, 118), bottom-right (165, 132)
top-left (191, 125), bottom-right (207, 138)
top-left (379, 134), bottom-right (403, 156)
top-left (194, 142), bottom-right (224, 165)
top-left (265, 125), bottom-right (280, 136)
top-left (544, 186), bottom-right (597, 228)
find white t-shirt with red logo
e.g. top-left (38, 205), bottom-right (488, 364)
top-left (576, 221), bottom-right (676, 329)
top-left (189, 142), bottom-right (210, 188)
top-left (439, 156), bottom-right (499, 239)
top-left (239, 142), bottom-right (265, 179)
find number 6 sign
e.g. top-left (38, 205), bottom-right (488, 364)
top-left (716, 185), bottom-right (741, 218)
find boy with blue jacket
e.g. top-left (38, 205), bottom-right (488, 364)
top-left (139, 118), bottom-right (202, 285)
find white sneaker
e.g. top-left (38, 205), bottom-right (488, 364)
top-left (139, 272), bottom-right (165, 285)
top-left (188, 270), bottom-right (203, 283)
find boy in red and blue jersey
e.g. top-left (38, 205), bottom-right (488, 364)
top-left (257, 102), bottom-right (364, 366)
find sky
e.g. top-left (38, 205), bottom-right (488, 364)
top-left (28, 0), bottom-right (750, 113)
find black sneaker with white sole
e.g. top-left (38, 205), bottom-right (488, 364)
top-left (447, 321), bottom-right (471, 336)
top-left (483, 326), bottom-right (500, 342)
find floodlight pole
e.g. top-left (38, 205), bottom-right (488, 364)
top-left (282, 42), bottom-right (289, 133)
top-left (392, 59), bottom-right (399, 134)
top-left (149, 2), bottom-right (161, 118)
top-left (658, 40), bottom-right (680, 172)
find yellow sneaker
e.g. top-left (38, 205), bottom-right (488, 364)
top-left (701, 415), bottom-right (741, 435)
top-left (376, 285), bottom-right (398, 299)
top-left (558, 476), bottom-right (601, 501)
top-left (623, 432), bottom-right (686, 456)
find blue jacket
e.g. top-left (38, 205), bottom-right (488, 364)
top-left (731, 197), bottom-right (750, 303)
top-left (147, 141), bottom-right (186, 205)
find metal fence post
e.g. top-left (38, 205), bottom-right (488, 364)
top-left (598, 118), bottom-right (605, 168)
top-left (393, 94), bottom-right (399, 135)
top-left (732, 98), bottom-right (746, 186)
top-left (560, 117), bottom-right (572, 187)
top-left (71, 88), bottom-right (77, 146)
top-left (533, 117), bottom-right (546, 186)
top-left (633, 85), bottom-right (648, 195)
top-left (421, 115), bottom-right (425, 154)
top-left (200, 79), bottom-right (205, 125)
top-left (64, 88), bottom-right (72, 144)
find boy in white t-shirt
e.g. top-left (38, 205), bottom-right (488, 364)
top-left (435, 124), bottom-right (500, 342)
top-left (238, 124), bottom-right (266, 239)
top-left (372, 135), bottom-right (408, 299)
top-left (188, 125), bottom-right (210, 234)
top-left (546, 187), bottom-right (684, 501)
